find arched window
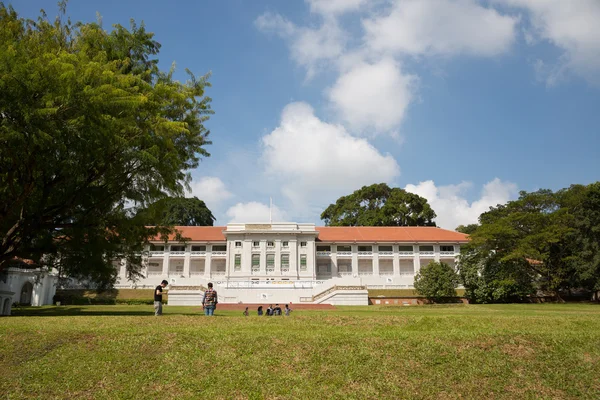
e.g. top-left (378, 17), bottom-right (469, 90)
top-left (20, 282), bottom-right (33, 305)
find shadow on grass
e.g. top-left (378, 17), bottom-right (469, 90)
top-left (10, 306), bottom-right (203, 317)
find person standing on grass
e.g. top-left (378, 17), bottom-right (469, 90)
top-left (284, 304), bottom-right (292, 316)
top-left (243, 307), bottom-right (249, 316)
top-left (257, 305), bottom-right (263, 316)
top-left (154, 280), bottom-right (168, 316)
top-left (273, 304), bottom-right (282, 316)
top-left (202, 282), bottom-right (218, 316)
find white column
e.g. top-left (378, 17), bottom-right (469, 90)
top-left (243, 239), bottom-right (252, 275)
top-left (275, 239), bottom-right (282, 275)
top-left (290, 239), bottom-right (298, 278)
top-left (372, 245), bottom-right (379, 276)
top-left (205, 248), bottom-right (212, 278)
top-left (183, 248), bottom-right (191, 278)
top-left (351, 244), bottom-right (358, 277)
top-left (259, 240), bottom-right (266, 274)
top-left (308, 238), bottom-right (316, 280)
top-left (162, 246), bottom-right (170, 276)
top-left (393, 245), bottom-right (400, 277)
top-left (413, 256), bottom-right (420, 276)
top-left (119, 258), bottom-right (127, 281)
top-left (434, 245), bottom-right (441, 262)
top-left (331, 245), bottom-right (338, 278)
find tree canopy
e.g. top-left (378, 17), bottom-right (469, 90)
top-left (138, 197), bottom-right (215, 226)
top-left (320, 183), bottom-right (437, 226)
top-left (459, 183), bottom-right (600, 301)
top-left (0, 5), bottom-right (212, 287)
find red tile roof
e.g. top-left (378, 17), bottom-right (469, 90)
top-left (152, 226), bottom-right (226, 242)
top-left (316, 227), bottom-right (468, 243)
top-left (151, 226), bottom-right (468, 243)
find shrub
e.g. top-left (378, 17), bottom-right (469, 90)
top-left (414, 261), bottom-right (459, 302)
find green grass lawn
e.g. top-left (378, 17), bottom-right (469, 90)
top-left (2, 304), bottom-right (600, 399)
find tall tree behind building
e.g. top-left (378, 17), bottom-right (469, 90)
top-left (321, 183), bottom-right (437, 226)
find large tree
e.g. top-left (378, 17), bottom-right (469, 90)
top-left (465, 189), bottom-right (575, 299)
top-left (138, 197), bottom-right (215, 226)
top-left (321, 183), bottom-right (436, 226)
top-left (0, 5), bottom-right (212, 287)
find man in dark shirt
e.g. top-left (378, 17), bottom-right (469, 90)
top-left (154, 280), bottom-right (168, 316)
top-left (273, 304), bottom-right (282, 316)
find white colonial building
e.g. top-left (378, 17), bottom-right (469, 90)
top-left (115, 223), bottom-right (468, 306)
top-left (0, 265), bottom-right (58, 315)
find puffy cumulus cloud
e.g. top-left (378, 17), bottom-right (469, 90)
top-left (404, 178), bottom-right (518, 229)
top-left (363, 0), bottom-right (518, 57)
top-left (502, 0), bottom-right (600, 85)
top-left (326, 57), bottom-right (417, 133)
top-left (254, 12), bottom-right (346, 79)
top-left (307, 0), bottom-right (367, 15)
top-left (261, 102), bottom-right (400, 214)
top-left (187, 177), bottom-right (233, 211)
top-left (226, 202), bottom-right (287, 223)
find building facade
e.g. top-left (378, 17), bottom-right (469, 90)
top-left (0, 266), bottom-right (58, 315)
top-left (115, 223), bottom-right (468, 306)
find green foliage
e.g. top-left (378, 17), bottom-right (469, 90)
top-left (458, 248), bottom-right (535, 303)
top-left (456, 224), bottom-right (478, 234)
top-left (414, 261), bottom-right (459, 301)
top-left (137, 196), bottom-right (215, 226)
top-left (321, 183), bottom-right (436, 226)
top-left (0, 5), bottom-right (212, 287)
top-left (462, 183), bottom-right (600, 300)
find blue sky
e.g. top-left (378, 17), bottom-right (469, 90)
top-left (10, 0), bottom-right (600, 228)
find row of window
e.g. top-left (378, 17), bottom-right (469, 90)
top-left (316, 245), bottom-right (455, 252)
top-left (150, 245), bottom-right (226, 252)
top-left (233, 254), bottom-right (308, 271)
top-left (151, 244), bottom-right (455, 253)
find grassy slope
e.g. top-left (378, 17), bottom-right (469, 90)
top-left (2, 304), bottom-right (600, 399)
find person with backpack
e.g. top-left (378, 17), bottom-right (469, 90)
top-left (202, 282), bottom-right (218, 316)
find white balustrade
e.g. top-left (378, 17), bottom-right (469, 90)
top-left (337, 251), bottom-right (352, 257)
top-left (338, 271), bottom-right (353, 277)
top-left (379, 271), bottom-right (394, 276)
top-left (440, 251), bottom-right (456, 256)
top-left (358, 271), bottom-right (373, 276)
top-left (149, 251), bottom-right (164, 256)
top-left (212, 251), bottom-right (227, 257)
top-left (212, 271), bottom-right (226, 276)
top-left (316, 251), bottom-right (331, 256)
top-left (419, 251), bottom-right (435, 256)
top-left (358, 251), bottom-right (372, 257)
top-left (169, 251), bottom-right (185, 256)
top-left (191, 251), bottom-right (206, 256)
top-left (378, 251), bottom-right (393, 257)
top-left (398, 251), bottom-right (413, 256)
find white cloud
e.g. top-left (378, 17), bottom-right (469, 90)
top-left (363, 0), bottom-right (518, 57)
top-left (226, 202), bottom-right (287, 223)
top-left (404, 178), bottom-right (518, 229)
top-left (187, 177), bottom-right (233, 211)
top-left (326, 57), bottom-right (417, 133)
top-left (503, 0), bottom-right (600, 85)
top-left (307, 0), bottom-right (367, 15)
top-left (261, 102), bottom-right (400, 216)
top-left (255, 12), bottom-right (346, 79)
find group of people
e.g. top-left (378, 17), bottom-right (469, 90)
top-left (251, 304), bottom-right (292, 316)
top-left (154, 280), bottom-right (218, 316)
top-left (154, 281), bottom-right (292, 317)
